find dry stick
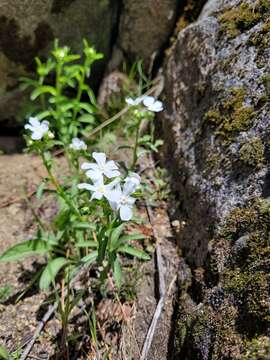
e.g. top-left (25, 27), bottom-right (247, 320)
top-left (140, 203), bottom-right (166, 360)
top-left (20, 262), bottom-right (91, 360)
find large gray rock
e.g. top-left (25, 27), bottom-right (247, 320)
top-left (0, 0), bottom-right (119, 126)
top-left (161, 0), bottom-right (270, 357)
top-left (117, 0), bottom-right (179, 70)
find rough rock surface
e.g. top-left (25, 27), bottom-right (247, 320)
top-left (161, 0), bottom-right (270, 358)
top-left (0, 0), bottom-right (119, 126)
top-left (117, 0), bottom-right (179, 70)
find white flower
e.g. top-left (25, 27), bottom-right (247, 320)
top-left (125, 96), bottom-right (144, 106)
top-left (81, 152), bottom-right (120, 181)
top-left (78, 178), bottom-right (119, 201)
top-left (124, 172), bottom-right (141, 194)
top-left (69, 137), bottom-right (87, 151)
top-left (24, 117), bottom-right (49, 140)
top-left (143, 96), bottom-right (163, 112)
top-left (109, 180), bottom-right (138, 221)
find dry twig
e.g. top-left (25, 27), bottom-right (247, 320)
top-left (140, 203), bottom-right (166, 360)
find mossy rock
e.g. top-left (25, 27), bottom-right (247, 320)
top-left (219, 0), bottom-right (270, 39)
top-left (204, 87), bottom-right (256, 145)
top-left (239, 138), bottom-right (264, 168)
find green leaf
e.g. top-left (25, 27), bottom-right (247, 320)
top-left (110, 224), bottom-right (126, 251)
top-left (65, 54), bottom-right (81, 63)
top-left (54, 209), bottom-right (71, 230)
top-left (75, 241), bottom-right (98, 248)
top-left (59, 102), bottom-right (74, 112)
top-left (113, 257), bottom-right (122, 289)
top-left (119, 233), bottom-right (145, 242)
top-left (30, 86), bottom-right (57, 100)
top-left (118, 245), bottom-right (150, 260)
top-left (36, 110), bottom-right (51, 120)
top-left (77, 114), bottom-right (95, 124)
top-left (36, 181), bottom-right (46, 199)
top-left (0, 239), bottom-right (50, 262)
top-left (81, 251), bottom-right (98, 264)
top-left (39, 257), bottom-right (68, 290)
top-left (0, 345), bottom-right (9, 360)
top-left (73, 222), bottom-right (95, 230)
top-left (79, 102), bottom-right (94, 114)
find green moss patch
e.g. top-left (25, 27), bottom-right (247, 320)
top-left (219, 1), bottom-right (270, 39)
top-left (174, 199), bottom-right (270, 357)
top-left (239, 137), bottom-right (265, 168)
top-left (248, 16), bottom-right (270, 50)
top-left (242, 336), bottom-right (270, 360)
top-left (220, 199), bottom-right (270, 330)
top-left (204, 87), bottom-right (255, 145)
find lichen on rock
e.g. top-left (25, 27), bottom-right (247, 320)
top-left (161, 0), bottom-right (270, 358)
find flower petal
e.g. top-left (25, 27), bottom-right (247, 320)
top-left (41, 120), bottom-right (49, 127)
top-left (85, 169), bottom-right (103, 181)
top-left (31, 131), bottom-right (43, 140)
top-left (78, 183), bottom-right (94, 191)
top-left (91, 191), bottom-right (103, 200)
top-left (105, 189), bottom-right (122, 202)
top-left (29, 117), bottom-right (40, 126)
top-left (125, 97), bottom-right (135, 105)
top-left (93, 152), bottom-right (106, 166)
top-left (109, 201), bottom-right (119, 211)
top-left (104, 168), bottom-right (121, 178)
top-left (24, 124), bottom-right (34, 131)
top-left (151, 101), bottom-right (163, 112)
top-left (143, 96), bottom-right (155, 107)
top-left (106, 160), bottom-right (119, 170)
top-left (81, 163), bottom-right (98, 171)
top-left (120, 205), bottom-right (133, 221)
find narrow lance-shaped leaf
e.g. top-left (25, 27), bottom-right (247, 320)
top-left (81, 251), bottom-right (98, 264)
top-left (75, 241), bottom-right (98, 248)
top-left (119, 233), bottom-right (145, 242)
top-left (110, 224), bottom-right (126, 251)
top-left (0, 239), bottom-right (51, 262)
top-left (30, 86), bottom-right (57, 100)
top-left (118, 245), bottom-right (150, 260)
top-left (0, 345), bottom-right (9, 360)
top-left (39, 257), bottom-right (68, 290)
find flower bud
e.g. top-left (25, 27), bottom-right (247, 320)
top-left (48, 131), bottom-right (54, 139)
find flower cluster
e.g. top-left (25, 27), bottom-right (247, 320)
top-left (78, 152), bottom-right (140, 221)
top-left (125, 95), bottom-right (163, 113)
top-left (24, 118), bottom-right (87, 152)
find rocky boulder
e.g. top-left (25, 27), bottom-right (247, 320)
top-left (161, 0), bottom-right (270, 358)
top-left (116, 0), bottom-right (179, 71)
top-left (0, 0), bottom-right (119, 127)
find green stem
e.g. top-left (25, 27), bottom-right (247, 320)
top-left (55, 61), bottom-right (63, 132)
top-left (72, 70), bottom-right (85, 125)
top-left (41, 152), bottom-right (80, 217)
top-left (131, 121), bottom-right (140, 170)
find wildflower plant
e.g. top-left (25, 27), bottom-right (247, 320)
top-left (0, 41), bottom-right (150, 295)
top-left (0, 40), bottom-right (167, 357)
top-left (20, 39), bottom-right (102, 145)
top-left (124, 95), bottom-right (164, 169)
